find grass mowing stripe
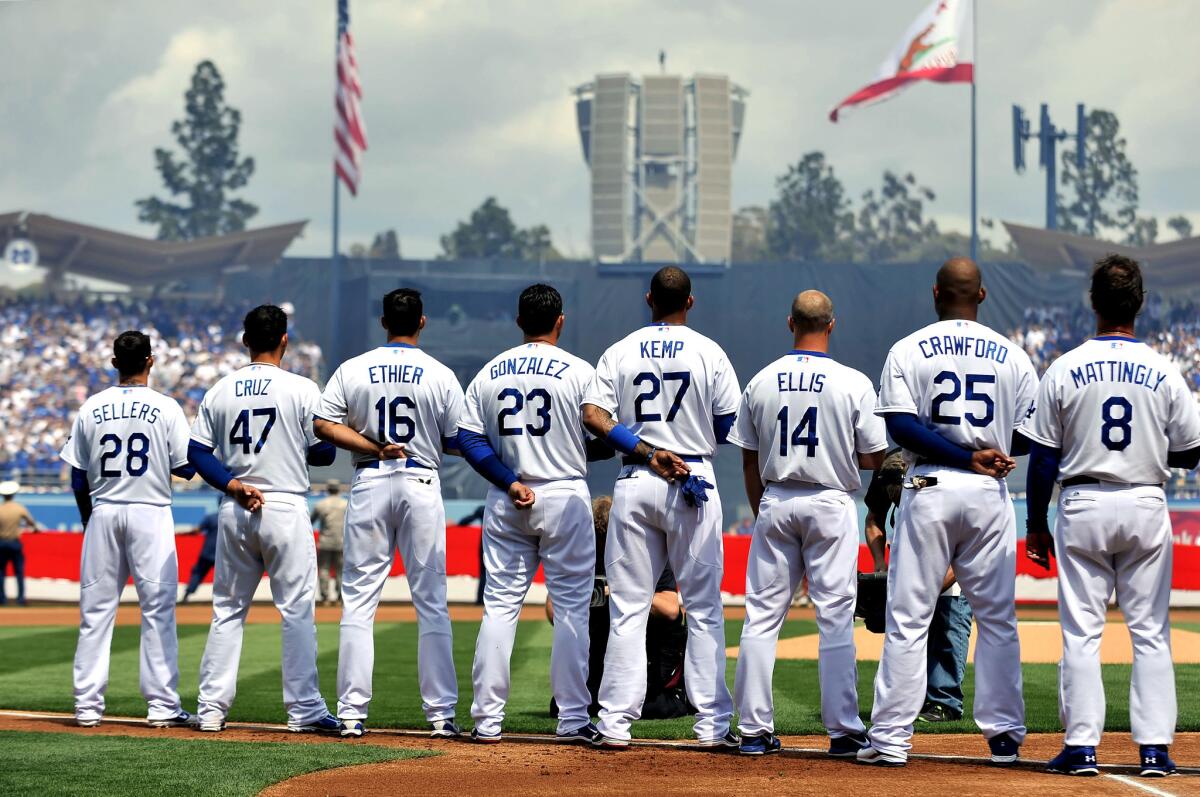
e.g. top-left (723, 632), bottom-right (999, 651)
top-left (0, 729), bottom-right (433, 797)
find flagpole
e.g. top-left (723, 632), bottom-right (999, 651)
top-left (969, 0), bottom-right (978, 261)
top-left (329, 3), bottom-right (342, 370)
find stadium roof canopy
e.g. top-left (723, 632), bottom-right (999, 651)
top-left (0, 211), bottom-right (306, 286)
top-left (1004, 222), bottom-right (1200, 290)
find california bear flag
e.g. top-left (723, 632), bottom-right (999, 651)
top-left (829, 0), bottom-right (973, 122)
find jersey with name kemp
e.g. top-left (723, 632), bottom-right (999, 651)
top-left (191, 363), bottom-right (322, 494)
top-left (877, 319), bottom-right (1038, 456)
top-left (459, 342), bottom-right (596, 482)
top-left (583, 324), bottom-right (740, 458)
top-left (730, 351), bottom-right (887, 492)
top-left (1023, 337), bottom-right (1200, 485)
top-left (60, 385), bottom-right (190, 506)
top-left (316, 344), bottom-right (464, 469)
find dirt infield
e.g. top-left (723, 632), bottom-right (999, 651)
top-left (3, 712), bottom-right (1198, 797)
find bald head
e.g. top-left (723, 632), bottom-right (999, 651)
top-left (790, 290), bottom-right (834, 334)
top-left (933, 256), bottom-right (984, 316)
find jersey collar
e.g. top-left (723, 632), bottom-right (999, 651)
top-left (1093, 335), bottom-right (1141, 343)
top-left (384, 342), bottom-right (417, 348)
top-left (789, 349), bottom-right (829, 358)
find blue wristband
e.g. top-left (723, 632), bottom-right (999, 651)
top-left (605, 424), bottom-right (642, 457)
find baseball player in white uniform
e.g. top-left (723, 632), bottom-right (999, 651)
top-left (582, 266), bottom-right (740, 749)
top-left (189, 305), bottom-right (340, 733)
top-left (1023, 256), bottom-right (1200, 777)
top-left (459, 284), bottom-right (610, 743)
top-left (314, 288), bottom-right (465, 739)
top-left (730, 291), bottom-right (887, 756)
top-left (860, 258), bottom-right (1036, 767)
top-left (61, 331), bottom-right (196, 728)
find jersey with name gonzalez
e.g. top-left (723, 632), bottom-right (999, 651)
top-left (60, 385), bottom-right (190, 506)
top-left (191, 363), bottom-right (322, 494)
top-left (584, 324), bottom-right (740, 458)
top-left (877, 319), bottom-right (1038, 456)
top-left (316, 343), bottom-right (465, 470)
top-left (730, 350), bottom-right (887, 492)
top-left (459, 341), bottom-right (596, 481)
top-left (1023, 337), bottom-right (1200, 484)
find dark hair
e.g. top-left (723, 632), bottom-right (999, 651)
top-left (383, 288), bottom-right (423, 336)
top-left (517, 283), bottom-right (563, 336)
top-left (243, 305), bottom-right (288, 353)
top-left (1090, 254), bottom-right (1145, 325)
top-left (113, 330), bottom-right (152, 378)
top-left (649, 266), bottom-right (691, 315)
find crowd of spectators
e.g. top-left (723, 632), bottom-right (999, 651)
top-left (0, 295), bottom-right (322, 481)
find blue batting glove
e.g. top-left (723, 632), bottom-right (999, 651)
top-left (681, 475), bottom-right (714, 508)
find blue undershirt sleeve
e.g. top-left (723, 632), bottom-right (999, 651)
top-left (71, 467), bottom-right (92, 527)
top-left (187, 440), bottom-right (236, 494)
top-left (884, 413), bottom-right (974, 471)
top-left (1026, 442), bottom-right (1062, 535)
top-left (714, 413), bottom-right (736, 445)
top-left (306, 441), bottom-right (337, 467)
top-left (457, 429), bottom-right (519, 492)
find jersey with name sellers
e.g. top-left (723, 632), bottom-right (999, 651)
top-left (191, 363), bottom-right (322, 494)
top-left (316, 343), bottom-right (464, 469)
top-left (459, 342), bottom-right (595, 481)
top-left (877, 319), bottom-right (1038, 455)
top-left (60, 385), bottom-right (190, 506)
top-left (730, 351), bottom-right (887, 491)
top-left (584, 324), bottom-right (740, 458)
top-left (1023, 337), bottom-right (1200, 484)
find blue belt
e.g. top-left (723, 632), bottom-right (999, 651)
top-left (621, 454), bottom-right (703, 466)
top-left (356, 458), bottom-right (430, 471)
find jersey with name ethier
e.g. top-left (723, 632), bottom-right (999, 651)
top-left (730, 351), bottom-right (887, 492)
top-left (584, 324), bottom-right (740, 458)
top-left (60, 385), bottom-right (190, 506)
top-left (316, 344), bottom-right (464, 469)
top-left (459, 342), bottom-right (595, 481)
top-left (1023, 337), bottom-right (1200, 484)
top-left (191, 364), bottom-right (321, 494)
top-left (877, 319), bottom-right (1037, 455)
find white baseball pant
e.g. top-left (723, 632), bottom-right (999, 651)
top-left (74, 503), bottom-right (182, 723)
top-left (735, 483), bottom-right (864, 738)
top-left (868, 466), bottom-right (1026, 760)
top-left (197, 494), bottom-right (329, 727)
top-left (337, 466), bottom-right (457, 722)
top-left (1055, 482), bottom-right (1174, 746)
top-left (596, 460), bottom-right (733, 742)
top-left (471, 478), bottom-right (594, 736)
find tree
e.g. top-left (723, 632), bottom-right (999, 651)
top-left (1126, 216), bottom-right (1158, 247)
top-left (135, 61), bottom-right (257, 240)
top-left (854, 171), bottom-right (940, 261)
top-left (1057, 109), bottom-right (1138, 240)
top-left (1167, 215), bottom-right (1193, 241)
top-left (350, 229), bottom-right (401, 259)
top-left (731, 206), bottom-right (770, 262)
top-left (439, 197), bottom-right (561, 261)
top-left (765, 152), bottom-right (855, 261)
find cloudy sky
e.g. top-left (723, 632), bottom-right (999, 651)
top-left (3, 0), bottom-right (1198, 280)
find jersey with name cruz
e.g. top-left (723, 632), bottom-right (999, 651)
top-left (1023, 337), bottom-right (1200, 484)
top-left (877, 319), bottom-right (1038, 456)
top-left (460, 342), bottom-right (596, 481)
top-left (316, 344), bottom-right (465, 469)
top-left (731, 351), bottom-right (887, 491)
top-left (584, 324), bottom-right (740, 458)
top-left (60, 385), bottom-right (190, 506)
top-left (191, 364), bottom-right (323, 494)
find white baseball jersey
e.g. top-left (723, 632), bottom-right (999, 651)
top-left (1023, 336), bottom-right (1200, 484)
top-left (316, 344), bottom-right (464, 469)
top-left (584, 324), bottom-right (740, 457)
top-left (730, 351), bottom-right (887, 491)
top-left (459, 342), bottom-right (595, 481)
top-left (191, 363), bottom-right (321, 494)
top-left (877, 319), bottom-right (1038, 455)
top-left (60, 386), bottom-right (190, 506)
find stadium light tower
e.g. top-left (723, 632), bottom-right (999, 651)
top-left (573, 71), bottom-right (748, 264)
top-left (1013, 102), bottom-right (1086, 230)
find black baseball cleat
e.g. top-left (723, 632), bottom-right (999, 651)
top-left (828, 732), bottom-right (869, 758)
top-left (697, 731), bottom-right (741, 751)
top-left (556, 722), bottom-right (600, 744)
top-left (987, 731), bottom-right (1020, 765)
top-left (739, 733), bottom-right (782, 756)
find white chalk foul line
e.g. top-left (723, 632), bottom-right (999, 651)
top-left (1106, 773), bottom-right (1180, 797)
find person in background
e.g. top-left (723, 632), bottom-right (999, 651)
top-left (863, 448), bottom-right (973, 724)
top-left (181, 502), bottom-right (220, 604)
top-left (0, 481), bottom-right (37, 606)
top-left (310, 480), bottom-right (347, 607)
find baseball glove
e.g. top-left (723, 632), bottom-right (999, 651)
top-left (855, 572), bottom-right (887, 634)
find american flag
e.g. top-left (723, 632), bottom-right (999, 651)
top-left (335, 0), bottom-right (367, 195)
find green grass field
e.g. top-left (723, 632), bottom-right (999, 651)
top-left (2, 618), bottom-right (1200, 738)
top-left (0, 730), bottom-right (431, 797)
